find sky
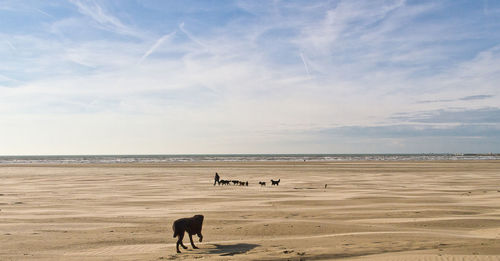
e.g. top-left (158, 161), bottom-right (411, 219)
top-left (1, 0), bottom-right (500, 155)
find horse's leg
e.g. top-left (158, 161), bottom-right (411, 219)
top-left (189, 233), bottom-right (198, 249)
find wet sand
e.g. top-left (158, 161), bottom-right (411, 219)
top-left (1, 161), bottom-right (500, 260)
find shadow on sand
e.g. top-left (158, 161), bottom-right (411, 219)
top-left (207, 243), bottom-right (260, 256)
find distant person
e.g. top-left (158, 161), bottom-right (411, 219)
top-left (214, 172), bottom-right (220, 186)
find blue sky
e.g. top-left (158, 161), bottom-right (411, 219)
top-left (1, 0), bottom-right (500, 155)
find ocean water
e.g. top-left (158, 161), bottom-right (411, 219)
top-left (0, 154), bottom-right (499, 164)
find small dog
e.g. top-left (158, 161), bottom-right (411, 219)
top-left (271, 179), bottom-right (280, 186)
top-left (259, 181), bottom-right (266, 186)
top-left (172, 215), bottom-right (204, 253)
top-left (232, 180), bottom-right (239, 185)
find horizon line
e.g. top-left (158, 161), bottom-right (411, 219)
top-left (0, 152), bottom-right (498, 157)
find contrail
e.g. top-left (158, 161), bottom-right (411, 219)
top-left (138, 31), bottom-right (176, 64)
top-left (35, 8), bottom-right (54, 18)
top-left (300, 52), bottom-right (310, 76)
top-left (179, 22), bottom-right (207, 48)
top-left (5, 40), bottom-right (16, 51)
top-left (0, 73), bottom-right (20, 84)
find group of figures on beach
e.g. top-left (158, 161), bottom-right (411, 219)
top-left (213, 172), bottom-right (280, 186)
top-left (213, 172), bottom-right (248, 186)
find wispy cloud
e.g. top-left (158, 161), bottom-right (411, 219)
top-left (417, 94), bottom-right (494, 104)
top-left (69, 0), bottom-right (141, 37)
top-left (138, 32), bottom-right (176, 64)
top-left (417, 99), bottom-right (455, 104)
top-left (321, 123), bottom-right (500, 139)
top-left (460, 95), bottom-right (494, 101)
top-left (393, 108), bottom-right (500, 124)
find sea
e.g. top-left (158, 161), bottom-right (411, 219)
top-left (0, 154), bottom-right (499, 164)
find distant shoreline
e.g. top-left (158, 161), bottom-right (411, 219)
top-left (0, 153), bottom-right (499, 165)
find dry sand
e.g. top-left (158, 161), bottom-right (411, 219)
top-left (1, 161), bottom-right (500, 260)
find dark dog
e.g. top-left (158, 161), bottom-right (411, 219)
top-left (232, 180), bottom-right (240, 185)
top-left (271, 179), bottom-right (280, 186)
top-left (220, 180), bottom-right (230, 185)
top-left (259, 181), bottom-right (266, 186)
top-left (172, 215), bottom-right (204, 253)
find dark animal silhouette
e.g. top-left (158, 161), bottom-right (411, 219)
top-left (232, 180), bottom-right (239, 185)
top-left (214, 172), bottom-right (220, 186)
top-left (220, 180), bottom-right (230, 185)
top-left (271, 179), bottom-right (280, 186)
top-left (259, 181), bottom-right (266, 186)
top-left (245, 181), bottom-right (248, 186)
top-left (172, 214), bottom-right (204, 253)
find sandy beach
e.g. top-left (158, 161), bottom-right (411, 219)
top-left (1, 161), bottom-right (500, 260)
